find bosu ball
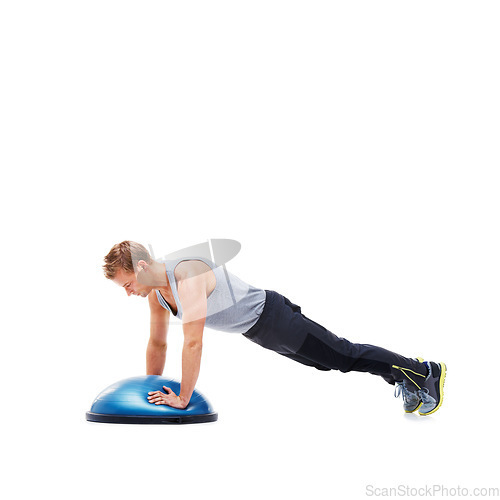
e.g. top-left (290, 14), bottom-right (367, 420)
top-left (86, 375), bottom-right (218, 424)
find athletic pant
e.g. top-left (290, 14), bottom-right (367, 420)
top-left (242, 290), bottom-right (427, 384)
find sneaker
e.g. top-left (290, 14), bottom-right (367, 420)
top-left (418, 361), bottom-right (447, 416)
top-left (394, 380), bottom-right (422, 413)
top-left (392, 357), bottom-right (425, 413)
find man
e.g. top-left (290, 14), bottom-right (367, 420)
top-left (103, 240), bottom-right (447, 416)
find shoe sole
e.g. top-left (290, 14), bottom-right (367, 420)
top-left (405, 401), bottom-right (423, 413)
top-left (418, 362), bottom-right (447, 416)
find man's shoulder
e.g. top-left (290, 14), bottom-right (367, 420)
top-left (174, 259), bottom-right (212, 280)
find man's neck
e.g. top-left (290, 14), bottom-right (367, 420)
top-left (150, 261), bottom-right (171, 294)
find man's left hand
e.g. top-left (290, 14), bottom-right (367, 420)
top-left (147, 386), bottom-right (187, 409)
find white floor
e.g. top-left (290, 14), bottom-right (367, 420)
top-left (6, 335), bottom-right (497, 500)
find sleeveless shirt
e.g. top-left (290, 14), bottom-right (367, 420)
top-left (154, 256), bottom-right (266, 334)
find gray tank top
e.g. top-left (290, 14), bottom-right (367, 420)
top-left (155, 257), bottom-right (266, 334)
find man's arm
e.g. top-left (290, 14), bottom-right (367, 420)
top-left (147, 262), bottom-right (210, 409)
top-left (146, 291), bottom-right (170, 375)
top-left (176, 265), bottom-right (207, 407)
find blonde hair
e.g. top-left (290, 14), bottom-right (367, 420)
top-left (103, 241), bottom-right (152, 279)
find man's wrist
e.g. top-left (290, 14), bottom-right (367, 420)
top-left (178, 395), bottom-right (189, 407)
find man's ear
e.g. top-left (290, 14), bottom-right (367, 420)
top-left (135, 259), bottom-right (149, 273)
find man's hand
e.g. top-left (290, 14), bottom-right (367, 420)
top-left (147, 386), bottom-right (188, 409)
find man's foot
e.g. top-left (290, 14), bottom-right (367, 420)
top-left (393, 357), bottom-right (425, 413)
top-left (417, 361), bottom-right (447, 416)
top-left (394, 381), bottom-right (422, 413)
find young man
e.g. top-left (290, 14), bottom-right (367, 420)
top-left (103, 241), bottom-right (447, 416)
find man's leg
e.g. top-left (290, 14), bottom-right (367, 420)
top-left (278, 351), bottom-right (331, 371)
top-left (278, 344), bottom-right (402, 381)
top-left (243, 290), bottom-right (445, 414)
top-left (244, 290), bottom-right (426, 382)
top-left (293, 319), bottom-right (427, 382)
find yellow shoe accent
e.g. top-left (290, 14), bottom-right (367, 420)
top-left (392, 364), bottom-right (426, 390)
top-left (392, 365), bottom-right (426, 379)
top-left (418, 362), bottom-right (447, 416)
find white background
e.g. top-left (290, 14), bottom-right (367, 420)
top-left (1, 1), bottom-right (499, 499)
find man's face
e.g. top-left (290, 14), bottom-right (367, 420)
top-left (112, 268), bottom-right (151, 298)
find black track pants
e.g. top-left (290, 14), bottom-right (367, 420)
top-left (242, 290), bottom-right (427, 385)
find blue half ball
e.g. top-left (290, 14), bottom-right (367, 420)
top-left (86, 375), bottom-right (218, 424)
